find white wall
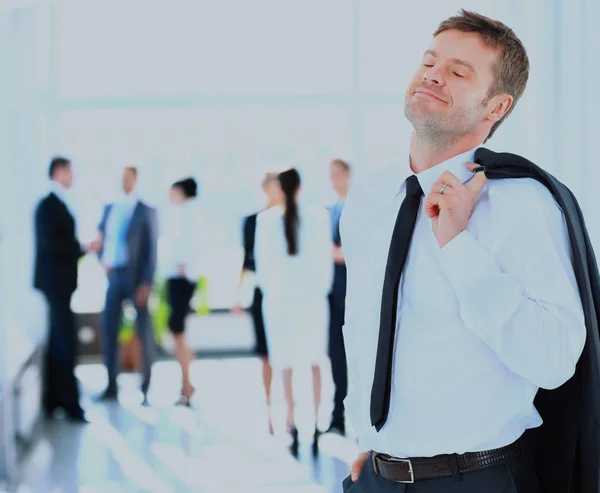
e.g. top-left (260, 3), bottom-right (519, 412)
top-left (0, 6), bottom-right (49, 383)
top-left (0, 9), bottom-right (10, 386)
top-left (492, 0), bottom-right (600, 250)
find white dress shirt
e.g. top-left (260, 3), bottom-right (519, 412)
top-left (51, 181), bottom-right (75, 217)
top-left (102, 192), bottom-right (139, 269)
top-left (340, 147), bottom-right (586, 458)
top-left (163, 200), bottom-right (203, 281)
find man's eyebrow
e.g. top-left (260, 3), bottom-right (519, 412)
top-left (423, 50), bottom-right (476, 72)
top-left (450, 57), bottom-right (476, 72)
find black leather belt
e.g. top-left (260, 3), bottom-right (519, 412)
top-left (372, 439), bottom-right (522, 483)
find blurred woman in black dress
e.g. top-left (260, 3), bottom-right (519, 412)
top-left (233, 172), bottom-right (282, 434)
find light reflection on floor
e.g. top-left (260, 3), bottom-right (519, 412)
top-left (17, 358), bottom-right (358, 492)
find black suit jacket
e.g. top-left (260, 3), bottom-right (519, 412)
top-left (329, 204), bottom-right (347, 318)
top-left (475, 148), bottom-right (600, 493)
top-left (242, 213), bottom-right (259, 272)
top-left (34, 193), bottom-right (83, 297)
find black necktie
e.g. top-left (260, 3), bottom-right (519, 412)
top-left (334, 216), bottom-right (342, 247)
top-left (370, 175), bottom-right (424, 431)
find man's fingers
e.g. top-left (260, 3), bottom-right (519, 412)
top-left (438, 170), bottom-right (464, 190)
top-left (466, 161), bottom-right (484, 173)
top-left (430, 180), bottom-right (459, 197)
top-left (351, 452), bottom-right (370, 482)
top-left (465, 164), bottom-right (487, 198)
top-left (424, 192), bottom-right (448, 218)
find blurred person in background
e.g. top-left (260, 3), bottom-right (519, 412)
top-left (95, 166), bottom-right (158, 404)
top-left (326, 158), bottom-right (351, 436)
top-left (233, 172), bottom-right (282, 434)
top-left (164, 177), bottom-right (201, 406)
top-left (34, 156), bottom-right (93, 423)
top-left (255, 168), bottom-right (333, 457)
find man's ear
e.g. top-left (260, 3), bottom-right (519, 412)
top-left (488, 93), bottom-right (513, 123)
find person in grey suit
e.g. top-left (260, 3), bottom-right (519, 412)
top-left (96, 166), bottom-right (158, 403)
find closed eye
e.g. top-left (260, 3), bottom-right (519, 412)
top-left (453, 72), bottom-right (464, 78)
top-left (423, 64), bottom-right (434, 68)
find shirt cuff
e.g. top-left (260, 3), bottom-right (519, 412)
top-left (438, 230), bottom-right (499, 291)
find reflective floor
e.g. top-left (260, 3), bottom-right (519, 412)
top-left (16, 358), bottom-right (358, 492)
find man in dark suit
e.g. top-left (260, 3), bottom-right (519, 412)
top-left (326, 159), bottom-right (351, 436)
top-left (34, 156), bottom-right (91, 422)
top-left (96, 166), bottom-right (158, 403)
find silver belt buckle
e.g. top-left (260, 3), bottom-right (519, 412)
top-left (388, 457), bottom-right (415, 484)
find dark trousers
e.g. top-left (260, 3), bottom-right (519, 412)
top-left (43, 293), bottom-right (81, 413)
top-left (343, 450), bottom-right (541, 492)
top-left (102, 269), bottom-right (155, 394)
top-left (328, 263), bottom-right (348, 427)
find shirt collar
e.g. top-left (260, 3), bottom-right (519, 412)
top-left (333, 196), bottom-right (346, 209)
top-left (119, 190), bottom-right (138, 205)
top-left (397, 145), bottom-right (481, 197)
top-left (50, 180), bottom-right (68, 202)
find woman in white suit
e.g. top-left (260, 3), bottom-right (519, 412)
top-left (255, 168), bottom-right (333, 456)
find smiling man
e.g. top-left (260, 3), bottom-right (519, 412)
top-left (340, 10), bottom-right (592, 493)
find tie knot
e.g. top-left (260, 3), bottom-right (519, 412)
top-left (405, 175), bottom-right (424, 198)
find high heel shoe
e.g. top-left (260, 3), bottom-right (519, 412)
top-left (312, 428), bottom-right (321, 456)
top-left (175, 386), bottom-right (195, 407)
top-left (174, 395), bottom-right (192, 407)
top-left (289, 426), bottom-right (299, 457)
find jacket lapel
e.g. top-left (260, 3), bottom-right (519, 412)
top-left (49, 192), bottom-right (75, 225)
top-left (126, 202), bottom-right (142, 240)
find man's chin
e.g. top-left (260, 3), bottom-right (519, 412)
top-left (405, 105), bottom-right (440, 124)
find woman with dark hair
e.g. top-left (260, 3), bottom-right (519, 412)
top-left (164, 177), bottom-right (201, 406)
top-left (233, 172), bottom-right (281, 435)
top-left (255, 168), bottom-right (333, 456)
